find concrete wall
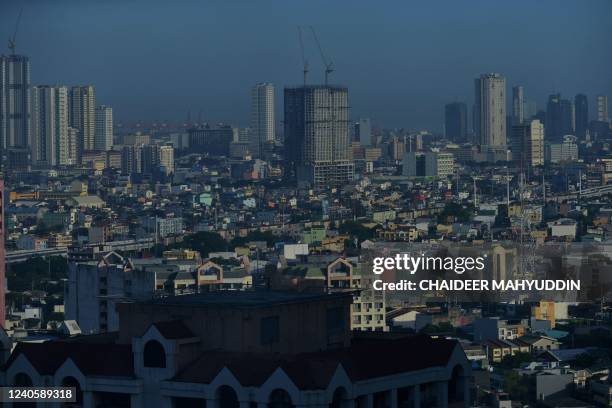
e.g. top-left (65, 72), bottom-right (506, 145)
top-left (117, 295), bottom-right (352, 353)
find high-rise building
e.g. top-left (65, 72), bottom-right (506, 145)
top-left (512, 86), bottom-right (524, 125)
top-left (546, 94), bottom-right (574, 142)
top-left (474, 73), bottom-right (506, 148)
top-left (250, 83), bottom-right (275, 158)
top-left (355, 118), bottom-right (372, 146)
top-left (524, 100), bottom-right (538, 121)
top-left (444, 102), bottom-right (467, 142)
top-left (596, 95), bottom-right (609, 123)
top-left (121, 144), bottom-right (143, 175)
top-left (402, 151), bottom-right (454, 178)
top-left (188, 125), bottom-right (233, 156)
top-left (546, 135), bottom-right (578, 163)
top-left (0, 55), bottom-right (31, 156)
top-left (95, 105), bottom-right (113, 151)
top-left (121, 143), bottom-right (174, 176)
top-left (511, 119), bottom-right (544, 168)
top-left (69, 85), bottom-right (96, 163)
top-left (66, 127), bottom-right (79, 165)
top-left (574, 94), bottom-right (589, 139)
top-left (31, 86), bottom-right (69, 167)
top-left (159, 145), bottom-right (175, 175)
top-left (284, 85), bottom-right (353, 188)
top-left (0, 177), bottom-right (5, 328)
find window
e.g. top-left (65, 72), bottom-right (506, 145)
top-left (143, 340), bottom-right (166, 368)
top-left (268, 389), bottom-right (293, 408)
top-left (260, 316), bottom-right (280, 346)
top-left (216, 385), bottom-right (239, 408)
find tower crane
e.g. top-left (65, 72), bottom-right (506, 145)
top-left (297, 26), bottom-right (309, 86)
top-left (8, 9), bottom-right (23, 55)
top-left (309, 26), bottom-right (334, 85)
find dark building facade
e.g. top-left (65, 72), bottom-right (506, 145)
top-left (284, 85), bottom-right (353, 188)
top-left (546, 94), bottom-right (574, 142)
top-left (445, 102), bottom-right (468, 143)
top-left (188, 125), bottom-right (233, 157)
top-left (574, 94), bottom-right (589, 139)
top-left (0, 55), bottom-right (31, 155)
top-left (1, 291), bottom-right (472, 408)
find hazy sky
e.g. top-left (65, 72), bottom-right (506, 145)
top-left (2, 0), bottom-right (611, 131)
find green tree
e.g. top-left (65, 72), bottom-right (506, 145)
top-left (437, 202), bottom-right (474, 223)
top-left (339, 221), bottom-right (374, 243)
top-left (498, 352), bottom-right (533, 369)
top-left (169, 231), bottom-right (227, 257)
top-left (229, 230), bottom-right (277, 249)
top-left (6, 256), bottom-right (68, 293)
top-left (503, 370), bottom-right (530, 401)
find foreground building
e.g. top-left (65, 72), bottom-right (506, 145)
top-left (65, 252), bottom-right (251, 334)
top-left (1, 291), bottom-right (472, 408)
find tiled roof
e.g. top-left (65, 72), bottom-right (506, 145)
top-left (152, 320), bottom-right (195, 339)
top-left (174, 335), bottom-right (458, 389)
top-left (5, 342), bottom-right (133, 377)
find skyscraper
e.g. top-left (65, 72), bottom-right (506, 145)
top-left (510, 119), bottom-right (544, 168)
top-left (512, 86), bottom-right (524, 125)
top-left (474, 73), bottom-right (507, 148)
top-left (95, 105), bottom-right (113, 151)
top-left (444, 102), bottom-right (467, 143)
top-left (66, 127), bottom-right (78, 165)
top-left (31, 86), bottom-right (69, 167)
top-left (355, 118), bottom-right (372, 146)
top-left (546, 94), bottom-right (574, 142)
top-left (596, 95), bottom-right (609, 123)
top-left (0, 55), bottom-right (31, 157)
top-left (284, 85), bottom-right (353, 188)
top-left (250, 83), bottom-right (275, 158)
top-left (159, 145), bottom-right (175, 175)
top-left (69, 85), bottom-right (96, 163)
top-left (574, 94), bottom-right (589, 139)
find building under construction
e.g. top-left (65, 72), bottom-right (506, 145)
top-left (283, 85), bottom-right (354, 188)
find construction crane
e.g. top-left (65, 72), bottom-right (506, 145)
top-left (309, 26), bottom-right (334, 85)
top-left (8, 9), bottom-right (23, 55)
top-left (297, 26), bottom-right (309, 85)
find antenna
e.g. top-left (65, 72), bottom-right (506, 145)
top-left (297, 26), bottom-right (309, 86)
top-left (309, 26), bottom-right (334, 86)
top-left (8, 9), bottom-right (23, 55)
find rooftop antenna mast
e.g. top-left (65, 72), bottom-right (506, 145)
top-left (297, 26), bottom-right (309, 86)
top-left (310, 26), bottom-right (334, 86)
top-left (8, 9), bottom-right (23, 55)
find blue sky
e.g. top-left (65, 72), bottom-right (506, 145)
top-left (2, 0), bottom-right (611, 130)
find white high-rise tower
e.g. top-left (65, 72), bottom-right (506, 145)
top-left (474, 73), bottom-right (507, 148)
top-left (95, 105), bottom-right (113, 151)
top-left (250, 83), bottom-right (275, 158)
top-left (31, 85), bottom-right (68, 167)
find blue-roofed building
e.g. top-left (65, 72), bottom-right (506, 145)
top-left (543, 329), bottom-right (569, 340)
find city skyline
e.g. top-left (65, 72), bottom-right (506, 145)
top-left (1, 0), bottom-right (611, 130)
